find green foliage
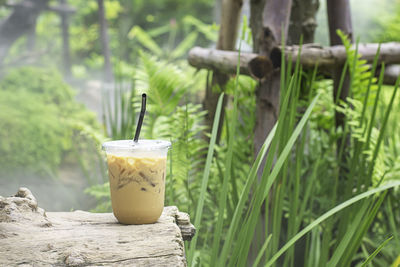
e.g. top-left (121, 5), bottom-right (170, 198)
top-left (75, 15), bottom-right (400, 267)
top-left (61, 0), bottom-right (213, 76)
top-left (128, 17), bottom-right (217, 62)
top-left (373, 1), bottom-right (400, 42)
top-left (90, 53), bottom-right (209, 212)
top-left (89, 26), bottom-right (400, 266)
top-left (102, 81), bottom-right (137, 140)
top-left (186, 30), bottom-right (400, 267)
top-left (0, 67), bottom-right (103, 177)
top-left (84, 182), bottom-right (112, 212)
top-left (2, 0), bottom-right (214, 79)
top-left (133, 53), bottom-right (209, 212)
top-left (164, 103), bottom-right (208, 211)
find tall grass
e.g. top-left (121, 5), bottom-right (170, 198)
top-left (94, 25), bottom-right (400, 266)
top-left (186, 29), bottom-right (400, 266)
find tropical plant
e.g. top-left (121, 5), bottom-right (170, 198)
top-left (87, 26), bottom-right (400, 266)
top-left (127, 15), bottom-right (218, 62)
top-left (185, 30), bottom-right (400, 266)
top-left (87, 52), bottom-right (210, 212)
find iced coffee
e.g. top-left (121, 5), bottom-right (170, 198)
top-left (102, 140), bottom-right (171, 224)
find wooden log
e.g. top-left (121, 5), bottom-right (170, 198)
top-left (188, 43), bottom-right (400, 72)
top-left (0, 188), bottom-right (195, 267)
top-left (188, 46), bottom-right (256, 75)
top-left (383, 64), bottom-right (400, 85)
top-left (327, 0), bottom-right (354, 191)
top-left (204, 0), bottom-right (243, 144)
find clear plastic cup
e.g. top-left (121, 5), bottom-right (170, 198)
top-left (102, 140), bottom-right (171, 224)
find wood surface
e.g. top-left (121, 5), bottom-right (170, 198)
top-left (0, 188), bottom-right (195, 267)
top-left (188, 43), bottom-right (400, 73)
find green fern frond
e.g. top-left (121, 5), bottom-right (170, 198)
top-left (337, 30), bottom-right (391, 184)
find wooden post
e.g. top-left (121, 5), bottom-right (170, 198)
top-left (327, 0), bottom-right (353, 130)
top-left (60, 0), bottom-right (71, 77)
top-left (205, 0), bottom-right (243, 143)
top-left (0, 0), bottom-right (49, 65)
top-left (288, 0), bottom-right (319, 45)
top-left (97, 0), bottom-right (113, 82)
top-left (248, 0), bottom-right (292, 264)
top-left (327, 0), bottom-right (353, 183)
top-left (252, 0), bottom-right (292, 159)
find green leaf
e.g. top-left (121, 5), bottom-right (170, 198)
top-left (170, 32), bottom-right (198, 59)
top-left (360, 236), bottom-right (393, 267)
top-left (252, 234), bottom-right (272, 267)
top-left (128, 26), bottom-right (162, 56)
top-left (265, 180), bottom-right (400, 267)
top-left (187, 93), bottom-right (225, 264)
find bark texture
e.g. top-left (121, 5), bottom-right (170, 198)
top-left (248, 0), bottom-right (292, 264)
top-left (327, 0), bottom-right (353, 45)
top-left (327, 0), bottom-right (353, 130)
top-left (327, 0), bottom-right (354, 186)
top-left (253, 0), bottom-right (292, 157)
top-left (288, 0), bottom-right (319, 45)
top-left (205, 0), bottom-right (242, 142)
top-left (190, 43), bottom-right (400, 71)
top-left (217, 0), bottom-right (243, 51)
top-left (188, 44), bottom-right (400, 84)
top-left (0, 188), bottom-right (195, 267)
top-left (97, 0), bottom-right (113, 81)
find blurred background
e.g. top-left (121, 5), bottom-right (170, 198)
top-left (1, 0), bottom-right (397, 211)
top-left (2, 0), bottom-right (400, 266)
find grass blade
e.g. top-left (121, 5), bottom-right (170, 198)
top-left (210, 37), bottom-right (242, 264)
top-left (218, 123), bottom-right (277, 265)
top-left (265, 180), bottom-right (400, 267)
top-left (252, 234), bottom-right (272, 267)
top-left (187, 93), bottom-right (225, 264)
top-left (263, 93), bottom-right (320, 199)
top-left (360, 236), bottom-right (393, 267)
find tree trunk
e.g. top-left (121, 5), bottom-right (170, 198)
top-left (204, 0), bottom-right (242, 143)
top-left (253, 0), bottom-right (292, 159)
top-left (288, 0), bottom-right (319, 45)
top-left (0, 0), bottom-right (49, 65)
top-left (327, 0), bottom-right (353, 128)
top-left (249, 0), bottom-right (292, 264)
top-left (327, 0), bottom-right (353, 178)
top-left (97, 0), bottom-right (113, 82)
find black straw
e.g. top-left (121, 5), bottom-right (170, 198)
top-left (134, 93), bottom-right (146, 142)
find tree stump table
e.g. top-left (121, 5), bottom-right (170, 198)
top-left (0, 188), bottom-right (195, 267)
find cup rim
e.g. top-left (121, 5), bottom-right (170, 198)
top-left (102, 139), bottom-right (171, 152)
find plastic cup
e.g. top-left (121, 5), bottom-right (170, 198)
top-left (102, 139), bottom-right (171, 224)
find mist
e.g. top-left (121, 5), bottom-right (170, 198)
top-left (0, 0), bottom-right (398, 213)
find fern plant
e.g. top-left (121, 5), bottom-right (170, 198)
top-left (128, 15), bottom-right (218, 62)
top-left (89, 52), bottom-right (209, 213)
top-left (134, 52), bottom-right (209, 213)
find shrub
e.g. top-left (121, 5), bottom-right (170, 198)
top-left (0, 66), bottom-right (103, 177)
